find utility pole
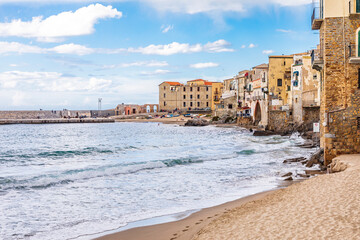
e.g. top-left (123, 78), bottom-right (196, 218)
top-left (98, 98), bottom-right (102, 117)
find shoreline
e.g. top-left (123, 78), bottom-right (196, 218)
top-left (94, 181), bottom-right (297, 240)
top-left (95, 155), bottom-right (360, 240)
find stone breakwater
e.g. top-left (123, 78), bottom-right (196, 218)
top-left (0, 118), bottom-right (115, 124)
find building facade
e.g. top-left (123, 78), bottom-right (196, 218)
top-left (312, 0), bottom-right (360, 164)
top-left (159, 79), bottom-right (223, 112)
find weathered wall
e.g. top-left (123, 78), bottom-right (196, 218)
top-left (0, 111), bottom-right (60, 119)
top-left (320, 16), bottom-right (360, 164)
top-left (303, 107), bottom-right (320, 125)
top-left (268, 110), bottom-right (292, 132)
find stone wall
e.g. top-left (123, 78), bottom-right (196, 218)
top-left (237, 116), bottom-right (252, 126)
top-left (303, 107), bottom-right (320, 125)
top-left (320, 16), bottom-right (360, 164)
top-left (0, 111), bottom-right (60, 119)
top-left (268, 110), bottom-right (292, 132)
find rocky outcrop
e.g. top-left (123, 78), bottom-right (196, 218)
top-left (253, 130), bottom-right (276, 136)
top-left (283, 157), bottom-right (307, 164)
top-left (185, 119), bottom-right (209, 127)
top-left (329, 159), bottom-right (347, 173)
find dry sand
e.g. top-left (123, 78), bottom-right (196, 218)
top-left (193, 154), bottom-right (360, 240)
top-left (96, 155), bottom-right (360, 240)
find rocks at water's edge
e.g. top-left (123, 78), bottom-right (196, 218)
top-left (305, 148), bottom-right (324, 168)
top-left (281, 172), bottom-right (293, 177)
top-left (284, 176), bottom-right (293, 181)
top-left (253, 130), bottom-right (276, 136)
top-left (184, 119), bottom-right (209, 127)
top-left (283, 157), bottom-right (307, 164)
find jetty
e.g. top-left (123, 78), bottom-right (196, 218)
top-left (0, 118), bottom-right (115, 125)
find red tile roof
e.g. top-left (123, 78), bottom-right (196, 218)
top-left (164, 81), bottom-right (183, 86)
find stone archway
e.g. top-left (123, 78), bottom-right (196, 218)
top-left (254, 101), bottom-right (261, 125)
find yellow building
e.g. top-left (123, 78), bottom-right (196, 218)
top-left (268, 55), bottom-right (294, 110)
top-left (159, 79), bottom-right (223, 112)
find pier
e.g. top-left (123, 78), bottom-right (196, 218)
top-left (0, 118), bottom-right (115, 125)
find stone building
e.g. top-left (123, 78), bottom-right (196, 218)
top-left (115, 104), bottom-right (159, 115)
top-left (159, 79), bottom-right (223, 113)
top-left (311, 0), bottom-right (360, 164)
top-left (217, 77), bottom-right (238, 116)
top-left (290, 54), bottom-right (321, 125)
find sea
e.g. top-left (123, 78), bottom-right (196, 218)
top-left (0, 122), bottom-right (316, 240)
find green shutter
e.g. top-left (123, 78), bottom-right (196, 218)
top-left (358, 30), bottom-right (360, 57)
top-left (357, 0), bottom-right (360, 13)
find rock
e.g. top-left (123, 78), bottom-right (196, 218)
top-left (283, 157), bottom-right (307, 163)
top-left (304, 170), bottom-right (326, 175)
top-left (297, 174), bottom-right (310, 178)
top-left (329, 159), bottom-right (347, 173)
top-left (284, 176), bottom-right (293, 181)
top-left (184, 119), bottom-right (209, 127)
top-left (306, 148), bottom-right (324, 168)
top-left (281, 172), bottom-right (293, 177)
top-left (253, 130), bottom-right (276, 136)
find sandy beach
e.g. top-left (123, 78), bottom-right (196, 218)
top-left (96, 155), bottom-right (360, 240)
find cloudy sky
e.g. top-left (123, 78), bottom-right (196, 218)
top-left (0, 0), bottom-right (317, 110)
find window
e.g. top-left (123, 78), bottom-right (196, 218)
top-left (183, 87), bottom-right (186, 91)
top-left (190, 87), bottom-right (193, 91)
top-left (197, 102), bottom-right (200, 107)
top-left (228, 104), bottom-right (233, 109)
top-left (164, 93), bottom-right (166, 98)
top-left (206, 102), bottom-right (209, 107)
top-left (357, 0), bottom-right (360, 13)
top-left (287, 86), bottom-right (291, 91)
top-left (190, 95), bottom-right (193, 99)
top-left (164, 86), bottom-right (166, 90)
top-left (164, 101), bottom-right (166, 106)
top-left (206, 95), bottom-right (209, 99)
top-left (183, 95), bottom-right (186, 99)
top-left (358, 117), bottom-right (360, 130)
top-left (197, 94), bottom-right (200, 99)
top-left (190, 102), bottom-right (193, 107)
top-left (277, 79), bottom-right (282, 87)
top-left (206, 87), bottom-right (209, 91)
top-left (183, 102), bottom-right (186, 107)
top-left (197, 87), bottom-right (200, 91)
top-left (358, 68), bottom-right (360, 89)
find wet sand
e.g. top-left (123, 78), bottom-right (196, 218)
top-left (95, 155), bottom-right (360, 240)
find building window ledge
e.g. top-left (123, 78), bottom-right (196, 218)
top-left (349, 57), bottom-right (360, 64)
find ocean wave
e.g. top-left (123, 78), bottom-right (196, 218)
top-left (236, 150), bottom-right (256, 155)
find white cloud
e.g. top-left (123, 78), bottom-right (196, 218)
top-left (248, 43), bottom-right (256, 48)
top-left (241, 45), bottom-right (246, 49)
top-left (129, 39), bottom-right (234, 55)
top-left (12, 91), bottom-right (26, 106)
top-left (51, 43), bottom-right (95, 55)
top-left (0, 41), bottom-right (44, 54)
top-left (262, 50), bottom-right (274, 55)
top-left (0, 4), bottom-right (122, 42)
top-left (276, 29), bottom-right (293, 33)
top-left (141, 69), bottom-right (171, 75)
top-left (0, 40), bottom-right (233, 56)
top-left (161, 24), bottom-right (174, 33)
top-left (0, 71), bottom-right (112, 92)
top-left (190, 62), bottom-right (219, 69)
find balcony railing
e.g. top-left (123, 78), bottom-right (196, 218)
top-left (311, 49), bottom-right (323, 70)
top-left (311, 0), bottom-right (323, 30)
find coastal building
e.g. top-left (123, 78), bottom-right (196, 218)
top-left (311, 0), bottom-right (360, 164)
top-left (290, 54), bottom-right (321, 125)
top-left (217, 77), bottom-right (238, 116)
top-left (115, 104), bottom-right (159, 115)
top-left (159, 79), bottom-right (223, 113)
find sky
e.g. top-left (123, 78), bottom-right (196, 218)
top-left (0, 0), bottom-right (318, 110)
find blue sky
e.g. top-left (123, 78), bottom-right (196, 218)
top-left (0, 0), bottom-right (317, 110)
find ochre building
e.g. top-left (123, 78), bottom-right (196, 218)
top-left (159, 79), bottom-right (223, 112)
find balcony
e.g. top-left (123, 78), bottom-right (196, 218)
top-left (311, 49), bottom-right (323, 70)
top-left (222, 90), bottom-right (236, 99)
top-left (311, 0), bottom-right (323, 30)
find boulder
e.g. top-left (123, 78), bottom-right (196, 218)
top-left (306, 148), bottom-right (324, 168)
top-left (253, 130), bottom-right (276, 136)
top-left (184, 119), bottom-right (209, 127)
top-left (284, 176), bottom-right (293, 181)
top-left (329, 159), bottom-right (347, 173)
top-left (297, 174), bottom-right (310, 178)
top-left (304, 170), bottom-right (326, 175)
top-left (281, 172), bottom-right (293, 177)
top-left (283, 157), bottom-right (307, 164)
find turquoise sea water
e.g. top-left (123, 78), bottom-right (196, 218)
top-left (0, 122), bottom-right (315, 239)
